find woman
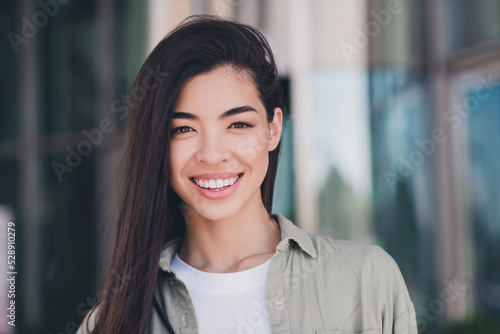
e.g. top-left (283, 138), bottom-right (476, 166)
top-left (78, 15), bottom-right (417, 334)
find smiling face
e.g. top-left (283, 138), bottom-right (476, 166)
top-left (169, 66), bottom-right (282, 222)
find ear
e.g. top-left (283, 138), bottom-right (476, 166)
top-left (268, 107), bottom-right (283, 151)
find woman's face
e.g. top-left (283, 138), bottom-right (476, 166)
top-left (169, 66), bottom-right (282, 221)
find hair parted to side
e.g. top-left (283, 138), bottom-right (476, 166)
top-left (87, 15), bottom-right (283, 334)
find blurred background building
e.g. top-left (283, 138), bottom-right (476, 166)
top-left (0, 0), bottom-right (499, 333)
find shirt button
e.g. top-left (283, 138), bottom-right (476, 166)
top-left (274, 300), bottom-right (285, 310)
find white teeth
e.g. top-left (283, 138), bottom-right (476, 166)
top-left (193, 175), bottom-right (240, 189)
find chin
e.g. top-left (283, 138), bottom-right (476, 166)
top-left (191, 203), bottom-right (242, 222)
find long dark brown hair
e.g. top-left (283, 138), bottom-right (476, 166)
top-left (87, 15), bottom-right (283, 333)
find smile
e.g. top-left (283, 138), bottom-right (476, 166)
top-left (192, 173), bottom-right (243, 191)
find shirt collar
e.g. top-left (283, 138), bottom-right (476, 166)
top-left (273, 213), bottom-right (317, 258)
top-left (158, 213), bottom-right (317, 273)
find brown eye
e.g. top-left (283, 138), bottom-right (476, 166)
top-left (230, 122), bottom-right (252, 129)
top-left (174, 126), bottom-right (193, 133)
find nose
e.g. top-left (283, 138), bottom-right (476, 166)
top-left (195, 131), bottom-right (229, 165)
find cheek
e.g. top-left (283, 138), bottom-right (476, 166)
top-left (232, 129), bottom-right (270, 166)
top-left (169, 142), bottom-right (193, 179)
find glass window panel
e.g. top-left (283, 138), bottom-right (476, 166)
top-left (446, 0), bottom-right (500, 53)
top-left (370, 0), bottom-right (425, 66)
top-left (113, 0), bottom-right (147, 132)
top-left (39, 152), bottom-right (97, 332)
top-left (312, 68), bottom-right (373, 242)
top-left (273, 78), bottom-right (295, 220)
top-left (39, 1), bottom-right (99, 136)
top-left (369, 68), bottom-right (437, 309)
top-left (0, 0), bottom-right (20, 143)
top-left (273, 117), bottom-right (295, 220)
top-left (465, 80), bottom-right (500, 317)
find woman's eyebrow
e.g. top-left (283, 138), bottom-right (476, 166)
top-left (172, 111), bottom-right (198, 120)
top-left (218, 105), bottom-right (257, 120)
top-left (172, 105), bottom-right (257, 121)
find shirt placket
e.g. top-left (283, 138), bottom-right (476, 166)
top-left (160, 273), bottom-right (199, 334)
top-left (266, 250), bottom-right (292, 334)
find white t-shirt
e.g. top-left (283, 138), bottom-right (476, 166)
top-left (170, 253), bottom-right (272, 334)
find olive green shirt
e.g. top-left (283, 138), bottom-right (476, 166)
top-left (78, 213), bottom-right (417, 333)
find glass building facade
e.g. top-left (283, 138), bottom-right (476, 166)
top-left (1, 0), bottom-right (146, 332)
top-left (369, 0), bottom-right (500, 332)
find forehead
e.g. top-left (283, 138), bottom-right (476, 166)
top-left (175, 66), bottom-right (263, 113)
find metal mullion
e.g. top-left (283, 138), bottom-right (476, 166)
top-left (20, 0), bottom-right (41, 326)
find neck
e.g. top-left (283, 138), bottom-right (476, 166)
top-left (177, 193), bottom-right (281, 273)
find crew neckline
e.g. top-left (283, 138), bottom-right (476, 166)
top-left (170, 253), bottom-right (271, 293)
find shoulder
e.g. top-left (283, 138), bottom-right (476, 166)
top-left (310, 233), bottom-right (392, 263)
top-left (310, 235), bottom-right (413, 312)
top-left (275, 214), bottom-right (400, 277)
top-left (309, 234), bottom-right (404, 283)
top-left (275, 214), bottom-right (407, 289)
